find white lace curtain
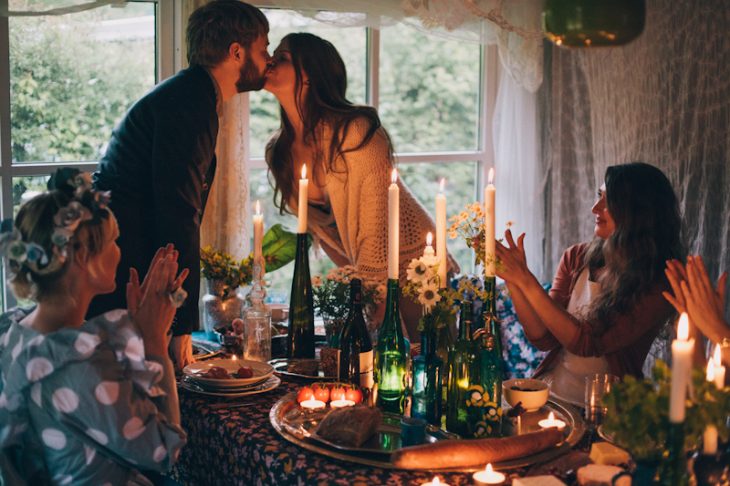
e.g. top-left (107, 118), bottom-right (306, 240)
top-left (543, 0), bottom-right (730, 317)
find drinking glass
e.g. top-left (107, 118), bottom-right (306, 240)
top-left (243, 306), bottom-right (272, 362)
top-left (584, 373), bottom-right (619, 426)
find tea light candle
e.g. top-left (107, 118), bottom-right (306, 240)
top-left (421, 476), bottom-right (448, 486)
top-left (538, 412), bottom-right (566, 430)
top-left (299, 399), bottom-right (326, 411)
top-left (329, 399), bottom-right (355, 409)
top-left (231, 354), bottom-right (238, 361)
top-left (473, 464), bottom-right (506, 485)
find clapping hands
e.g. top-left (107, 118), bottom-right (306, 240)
top-left (127, 245), bottom-right (189, 356)
top-left (495, 229), bottom-right (534, 288)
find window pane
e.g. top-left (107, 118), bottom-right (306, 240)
top-left (9, 2), bottom-right (156, 163)
top-left (399, 162), bottom-right (478, 274)
top-left (379, 25), bottom-right (480, 153)
top-left (12, 175), bottom-right (50, 216)
top-left (250, 168), bottom-right (335, 303)
top-left (248, 9), bottom-right (367, 158)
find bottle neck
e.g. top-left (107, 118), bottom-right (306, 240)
top-left (458, 302), bottom-right (472, 341)
top-left (381, 279), bottom-right (401, 333)
top-left (483, 276), bottom-right (497, 316)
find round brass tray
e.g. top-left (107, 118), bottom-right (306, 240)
top-left (269, 392), bottom-right (586, 472)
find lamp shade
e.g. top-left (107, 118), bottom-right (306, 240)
top-left (543, 0), bottom-right (646, 47)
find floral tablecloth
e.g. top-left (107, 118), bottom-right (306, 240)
top-left (171, 378), bottom-right (594, 486)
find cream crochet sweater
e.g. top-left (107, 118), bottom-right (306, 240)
top-left (289, 117), bottom-right (458, 283)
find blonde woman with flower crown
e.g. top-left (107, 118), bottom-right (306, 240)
top-left (0, 169), bottom-right (188, 485)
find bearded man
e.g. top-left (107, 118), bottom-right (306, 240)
top-left (91, 1), bottom-right (270, 368)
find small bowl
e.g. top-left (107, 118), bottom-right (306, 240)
top-left (503, 378), bottom-right (549, 412)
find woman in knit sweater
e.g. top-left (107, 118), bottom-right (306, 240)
top-left (495, 162), bottom-right (683, 404)
top-left (263, 32), bottom-right (457, 339)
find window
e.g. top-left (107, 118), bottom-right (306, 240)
top-left (0, 0), bottom-right (171, 308)
top-left (248, 8), bottom-right (489, 298)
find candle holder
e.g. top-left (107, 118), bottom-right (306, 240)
top-left (692, 450), bottom-right (728, 486)
top-left (242, 260), bottom-right (272, 362)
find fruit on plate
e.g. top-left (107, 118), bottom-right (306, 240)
top-left (329, 385), bottom-right (347, 402)
top-left (312, 384), bottom-right (330, 403)
top-left (203, 366), bottom-right (231, 379)
top-left (234, 366), bottom-right (254, 379)
top-left (297, 386), bottom-right (315, 403)
top-left (344, 387), bottom-right (363, 404)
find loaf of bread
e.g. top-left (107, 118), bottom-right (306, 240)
top-left (577, 464), bottom-right (627, 486)
top-left (391, 428), bottom-right (564, 469)
top-left (315, 405), bottom-right (382, 447)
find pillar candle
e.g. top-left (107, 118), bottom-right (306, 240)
top-left (484, 168), bottom-right (496, 276)
top-left (711, 344), bottom-right (726, 389)
top-left (669, 313), bottom-right (694, 423)
top-left (703, 344), bottom-right (725, 455)
top-left (298, 164), bottom-right (308, 233)
top-left (436, 178), bottom-right (447, 288)
top-left (388, 169), bottom-right (400, 280)
top-left (253, 200), bottom-right (263, 263)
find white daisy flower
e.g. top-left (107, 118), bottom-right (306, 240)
top-left (417, 283), bottom-right (441, 311)
top-left (406, 259), bottom-right (431, 283)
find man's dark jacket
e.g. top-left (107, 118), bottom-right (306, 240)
top-left (90, 65), bottom-right (218, 335)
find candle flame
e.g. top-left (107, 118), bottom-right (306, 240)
top-left (391, 168), bottom-right (398, 184)
top-left (301, 163), bottom-right (307, 180)
top-left (707, 360), bottom-right (715, 382)
top-left (548, 411), bottom-right (555, 421)
top-left (677, 313), bottom-right (689, 341)
top-left (432, 477), bottom-right (440, 485)
top-left (426, 232), bottom-right (433, 246)
top-left (486, 464), bottom-right (494, 473)
top-left (713, 344), bottom-right (722, 365)
top-left (232, 354), bottom-right (237, 361)
top-left (439, 178), bottom-right (445, 192)
top-left (488, 167), bottom-right (495, 185)
top-left (255, 200), bottom-right (261, 216)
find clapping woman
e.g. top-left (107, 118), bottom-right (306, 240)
top-left (496, 162), bottom-right (683, 404)
top-left (0, 171), bottom-right (188, 485)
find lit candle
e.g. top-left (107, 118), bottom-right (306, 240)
top-left (388, 168), bottom-right (400, 280)
top-left (298, 164), bottom-right (308, 233)
top-left (538, 411), bottom-right (566, 430)
top-left (253, 200), bottom-right (264, 263)
top-left (669, 313), bottom-right (694, 423)
top-left (473, 463), bottom-right (506, 485)
top-left (329, 399), bottom-right (356, 409)
top-left (436, 178), bottom-right (447, 288)
top-left (424, 232), bottom-right (435, 259)
top-left (231, 354), bottom-right (238, 361)
top-left (711, 344), bottom-right (726, 389)
top-left (421, 476), bottom-right (448, 486)
top-left (484, 168), bottom-right (496, 276)
top-left (299, 399), bottom-right (326, 411)
top-left (703, 344), bottom-right (724, 455)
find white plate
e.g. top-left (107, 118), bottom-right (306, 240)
top-left (183, 358), bottom-right (274, 388)
top-left (180, 375), bottom-right (281, 398)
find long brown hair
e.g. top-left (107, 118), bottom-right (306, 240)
top-left (584, 162), bottom-right (683, 328)
top-left (266, 33), bottom-right (394, 214)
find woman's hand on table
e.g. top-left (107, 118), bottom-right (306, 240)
top-left (495, 230), bottom-right (535, 289)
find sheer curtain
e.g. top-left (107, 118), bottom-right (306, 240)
top-left (543, 0), bottom-right (730, 318)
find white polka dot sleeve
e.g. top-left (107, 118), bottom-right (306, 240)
top-left (37, 352), bottom-right (186, 473)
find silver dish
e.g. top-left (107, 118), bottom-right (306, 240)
top-left (270, 392), bottom-right (586, 471)
top-left (268, 358), bottom-right (336, 381)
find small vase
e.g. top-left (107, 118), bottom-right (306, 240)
top-left (202, 279), bottom-right (244, 338)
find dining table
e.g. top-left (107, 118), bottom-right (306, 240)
top-left (170, 350), bottom-right (598, 486)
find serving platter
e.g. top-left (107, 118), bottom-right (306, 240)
top-left (184, 358), bottom-right (274, 387)
top-left (270, 392), bottom-right (585, 471)
top-left (269, 358), bottom-right (336, 381)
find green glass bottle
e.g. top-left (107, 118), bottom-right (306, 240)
top-left (375, 279), bottom-right (409, 414)
top-left (338, 279), bottom-right (374, 403)
top-left (446, 300), bottom-right (478, 436)
top-left (411, 327), bottom-right (443, 426)
top-left (287, 233), bottom-right (315, 359)
top-left (658, 422), bottom-right (689, 486)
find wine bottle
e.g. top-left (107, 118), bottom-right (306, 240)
top-left (446, 300), bottom-right (478, 436)
top-left (375, 279), bottom-right (409, 413)
top-left (338, 279), bottom-right (374, 403)
top-left (411, 326), bottom-right (443, 426)
top-left (474, 275), bottom-right (503, 437)
top-left (658, 422), bottom-right (689, 486)
top-left (287, 233), bottom-right (315, 359)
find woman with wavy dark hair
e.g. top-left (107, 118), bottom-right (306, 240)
top-left (263, 33), bottom-right (457, 337)
top-left (496, 162), bottom-right (683, 404)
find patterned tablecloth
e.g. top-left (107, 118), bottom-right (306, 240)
top-left (171, 378), bottom-right (594, 486)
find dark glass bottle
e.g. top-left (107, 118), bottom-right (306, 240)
top-left (375, 279), bottom-right (409, 414)
top-left (483, 276), bottom-right (504, 372)
top-left (446, 300), bottom-right (478, 436)
top-left (287, 233), bottom-right (315, 359)
top-left (658, 422), bottom-right (689, 486)
top-left (411, 327), bottom-right (443, 426)
top-left (338, 279), bottom-right (374, 403)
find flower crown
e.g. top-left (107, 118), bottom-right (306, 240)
top-left (0, 170), bottom-right (111, 277)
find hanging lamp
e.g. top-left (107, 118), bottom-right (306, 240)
top-left (543, 0), bottom-right (646, 47)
